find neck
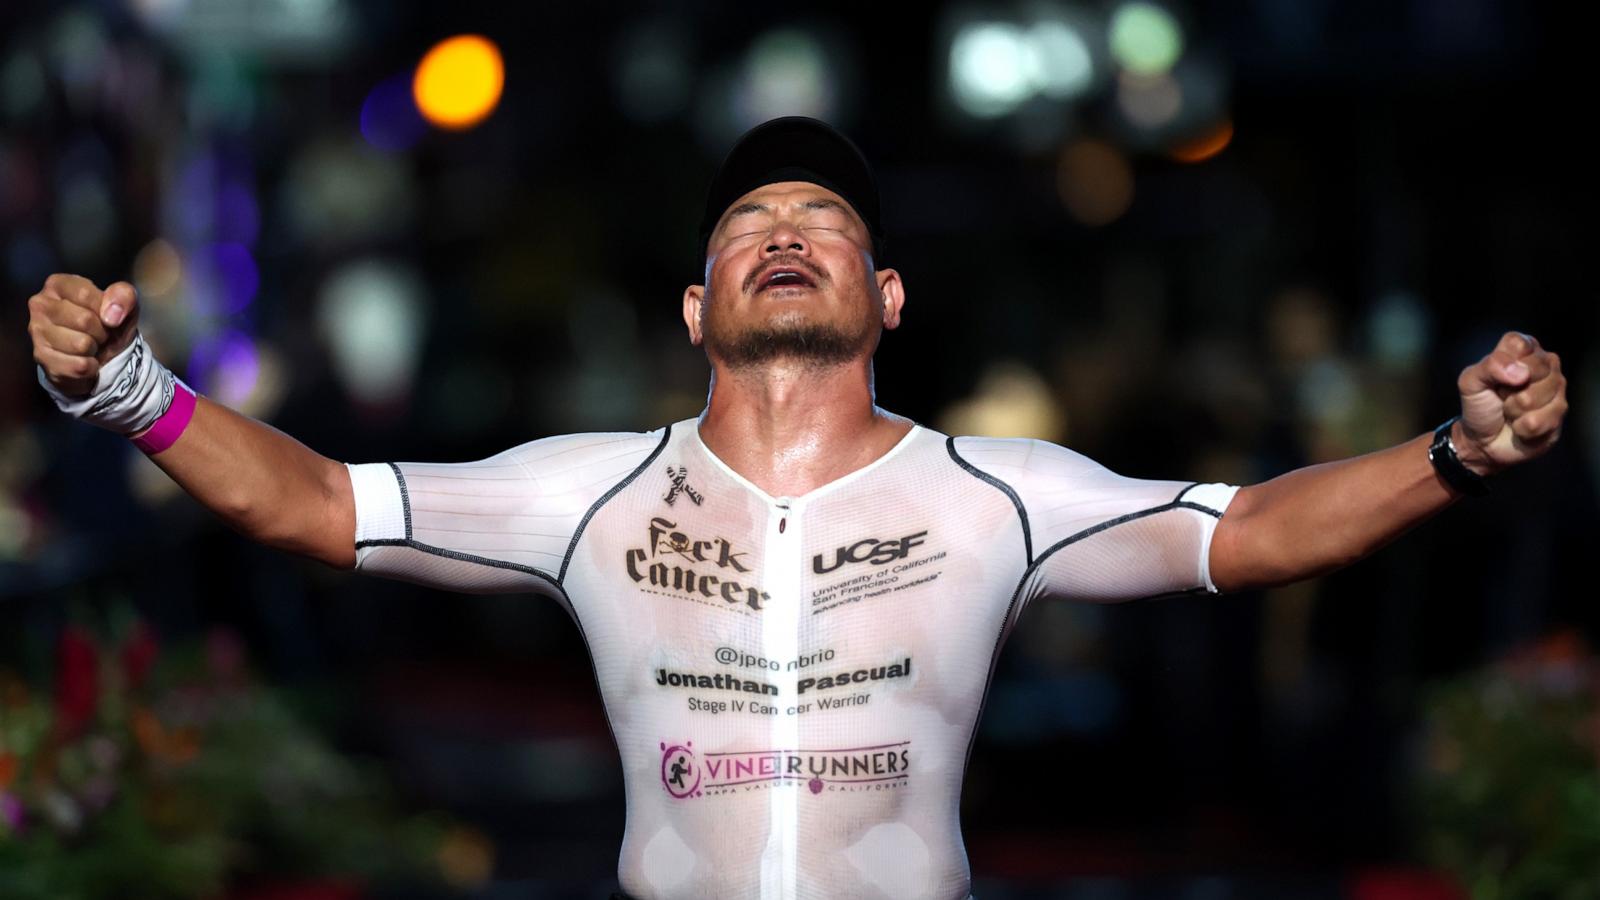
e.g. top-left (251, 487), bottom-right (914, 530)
top-left (698, 356), bottom-right (911, 498)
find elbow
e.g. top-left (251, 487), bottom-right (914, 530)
top-left (312, 544), bottom-right (359, 572)
top-left (1207, 514), bottom-right (1254, 593)
top-left (1211, 529), bottom-right (1365, 593)
top-left (1208, 507), bottom-right (1308, 593)
top-left (215, 488), bottom-right (267, 539)
top-left (251, 512), bottom-right (357, 571)
top-left (227, 469), bottom-right (358, 571)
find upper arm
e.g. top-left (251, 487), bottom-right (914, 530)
top-left (954, 437), bottom-right (1239, 604)
top-left (344, 430), bottom-right (667, 598)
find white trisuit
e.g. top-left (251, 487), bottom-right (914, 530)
top-left (345, 418), bottom-right (1238, 900)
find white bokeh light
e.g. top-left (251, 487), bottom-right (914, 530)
top-left (1025, 20), bottom-right (1095, 100)
top-left (317, 260), bottom-right (427, 405)
top-left (736, 29), bottom-right (836, 124)
top-left (949, 23), bottom-right (1033, 118)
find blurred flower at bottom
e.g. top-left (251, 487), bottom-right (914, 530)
top-left (1414, 630), bottom-right (1600, 900)
top-left (0, 610), bottom-right (486, 899)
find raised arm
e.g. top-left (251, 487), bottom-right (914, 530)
top-left (1208, 331), bottom-right (1568, 592)
top-left (29, 274), bottom-right (356, 569)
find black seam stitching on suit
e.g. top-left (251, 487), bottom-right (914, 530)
top-left (559, 425), bottom-right (673, 585)
top-left (945, 436), bottom-right (1033, 566)
top-left (560, 589), bottom-right (614, 771)
top-left (351, 540), bottom-right (620, 750)
top-left (550, 428), bottom-right (674, 774)
top-left (1130, 585), bottom-right (1212, 603)
top-left (1176, 500), bottom-right (1223, 519)
top-left (958, 494), bottom-right (1221, 778)
top-left (386, 461), bottom-right (413, 540)
top-left (1030, 499), bottom-right (1223, 562)
top-left (1173, 482), bottom-right (1224, 517)
top-left (351, 537), bottom-right (563, 593)
top-left (959, 572), bottom-right (1029, 777)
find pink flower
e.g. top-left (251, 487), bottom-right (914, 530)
top-left (0, 791), bottom-right (23, 834)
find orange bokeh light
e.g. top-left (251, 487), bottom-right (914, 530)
top-left (1170, 120), bottom-right (1234, 163)
top-left (1057, 139), bottom-right (1135, 227)
top-left (413, 34), bottom-right (505, 131)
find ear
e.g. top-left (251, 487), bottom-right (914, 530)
top-left (682, 283), bottom-right (706, 345)
top-left (877, 268), bottom-right (905, 330)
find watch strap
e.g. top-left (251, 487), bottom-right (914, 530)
top-left (1429, 417), bottom-right (1490, 497)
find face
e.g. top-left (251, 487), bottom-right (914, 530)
top-left (683, 181), bottom-right (903, 371)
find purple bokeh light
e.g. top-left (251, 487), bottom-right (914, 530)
top-left (186, 329), bottom-right (259, 402)
top-left (209, 242), bottom-right (258, 314)
top-left (173, 153), bottom-right (218, 241)
top-left (360, 73), bottom-right (427, 152)
top-left (216, 181), bottom-right (260, 245)
top-left (171, 152), bottom-right (260, 245)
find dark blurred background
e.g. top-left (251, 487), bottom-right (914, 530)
top-left (2, 0), bottom-right (1597, 898)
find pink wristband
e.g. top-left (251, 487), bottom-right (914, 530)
top-left (131, 382), bottom-right (196, 454)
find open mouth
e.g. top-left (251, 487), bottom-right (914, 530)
top-left (756, 267), bottom-right (818, 292)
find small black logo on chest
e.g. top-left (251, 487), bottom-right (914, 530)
top-left (663, 466), bottom-right (704, 507)
top-left (813, 531), bottom-right (929, 573)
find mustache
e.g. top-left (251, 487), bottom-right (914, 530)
top-left (744, 256), bottom-right (827, 293)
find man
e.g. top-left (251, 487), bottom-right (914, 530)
top-left (27, 117), bottom-right (1569, 899)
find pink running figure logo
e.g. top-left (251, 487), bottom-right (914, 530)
top-left (660, 741), bottom-right (702, 798)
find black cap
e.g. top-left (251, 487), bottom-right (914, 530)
top-left (697, 116), bottom-right (884, 264)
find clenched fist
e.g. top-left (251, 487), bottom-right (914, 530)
top-left (28, 274), bottom-right (140, 398)
top-left (1455, 331), bottom-right (1568, 474)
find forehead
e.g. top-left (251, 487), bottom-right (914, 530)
top-left (717, 181), bottom-right (866, 229)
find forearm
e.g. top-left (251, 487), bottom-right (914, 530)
top-left (137, 396), bottom-right (356, 569)
top-left (1209, 430), bottom-right (1459, 591)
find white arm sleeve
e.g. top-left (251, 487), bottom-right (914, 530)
top-left (950, 437), bottom-right (1238, 605)
top-left (345, 429), bottom-right (668, 601)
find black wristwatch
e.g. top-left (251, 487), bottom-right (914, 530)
top-left (1429, 417), bottom-right (1490, 497)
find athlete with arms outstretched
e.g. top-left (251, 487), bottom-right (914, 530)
top-left (27, 118), bottom-right (1569, 899)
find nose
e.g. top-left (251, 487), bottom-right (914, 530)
top-left (760, 220), bottom-right (808, 258)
